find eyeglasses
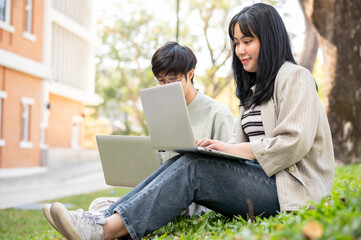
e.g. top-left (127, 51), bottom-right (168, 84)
top-left (153, 75), bottom-right (185, 86)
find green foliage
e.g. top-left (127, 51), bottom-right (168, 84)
top-left (1, 164), bottom-right (360, 239)
top-left (94, 0), bottom-right (247, 135)
top-left (186, 0), bottom-right (241, 99)
top-left (94, 0), bottom-right (309, 135)
top-left (95, 0), bottom-right (176, 135)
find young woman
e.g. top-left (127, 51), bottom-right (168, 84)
top-left (43, 3), bottom-right (335, 240)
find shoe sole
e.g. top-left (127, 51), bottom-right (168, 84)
top-left (42, 203), bottom-right (70, 239)
top-left (51, 202), bottom-right (82, 240)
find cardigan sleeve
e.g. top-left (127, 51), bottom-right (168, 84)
top-left (250, 63), bottom-right (320, 177)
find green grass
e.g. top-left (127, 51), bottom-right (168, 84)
top-left (1, 164), bottom-right (360, 240)
top-left (0, 188), bottom-right (131, 240)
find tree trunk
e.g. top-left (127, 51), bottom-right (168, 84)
top-left (298, 0), bottom-right (319, 72)
top-left (300, 0), bottom-right (361, 164)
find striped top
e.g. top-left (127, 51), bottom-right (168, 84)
top-left (232, 62), bottom-right (335, 211)
top-left (241, 106), bottom-right (265, 142)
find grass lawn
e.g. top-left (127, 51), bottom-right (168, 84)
top-left (1, 163), bottom-right (360, 240)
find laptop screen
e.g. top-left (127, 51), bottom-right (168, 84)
top-left (140, 82), bottom-right (197, 151)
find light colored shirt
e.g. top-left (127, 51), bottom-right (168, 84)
top-left (159, 90), bottom-right (235, 162)
top-left (188, 90), bottom-right (235, 141)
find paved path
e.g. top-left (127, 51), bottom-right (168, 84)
top-left (0, 161), bottom-right (112, 209)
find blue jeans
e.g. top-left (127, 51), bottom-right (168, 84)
top-left (103, 153), bottom-right (279, 239)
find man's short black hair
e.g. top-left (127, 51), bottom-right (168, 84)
top-left (151, 41), bottom-right (197, 83)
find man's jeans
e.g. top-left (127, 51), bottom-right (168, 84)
top-left (103, 153), bottom-right (280, 239)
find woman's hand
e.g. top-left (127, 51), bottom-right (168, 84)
top-left (196, 138), bottom-right (224, 150)
top-left (196, 138), bottom-right (256, 160)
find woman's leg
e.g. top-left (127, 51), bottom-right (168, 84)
top-left (46, 156), bottom-right (183, 240)
top-left (110, 153), bottom-right (279, 239)
top-left (103, 155), bottom-right (182, 217)
top-left (103, 213), bottom-right (128, 240)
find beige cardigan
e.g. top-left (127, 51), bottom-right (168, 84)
top-left (233, 62), bottom-right (335, 211)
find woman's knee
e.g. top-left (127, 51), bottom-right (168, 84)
top-left (177, 153), bottom-right (204, 165)
top-left (175, 154), bottom-right (217, 174)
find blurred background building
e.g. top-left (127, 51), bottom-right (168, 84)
top-left (0, 0), bottom-right (102, 169)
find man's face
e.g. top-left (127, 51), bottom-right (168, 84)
top-left (155, 70), bottom-right (195, 105)
top-left (155, 73), bottom-right (185, 85)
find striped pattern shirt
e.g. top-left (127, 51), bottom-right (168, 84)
top-left (233, 62), bottom-right (335, 211)
top-left (241, 106), bottom-right (265, 142)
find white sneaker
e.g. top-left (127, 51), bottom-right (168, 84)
top-left (51, 202), bottom-right (106, 240)
top-left (42, 203), bottom-right (70, 239)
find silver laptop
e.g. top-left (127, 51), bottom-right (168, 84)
top-left (96, 135), bottom-right (161, 187)
top-left (139, 82), bottom-right (249, 161)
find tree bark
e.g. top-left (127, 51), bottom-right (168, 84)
top-left (298, 0), bottom-right (319, 72)
top-left (300, 0), bottom-right (361, 164)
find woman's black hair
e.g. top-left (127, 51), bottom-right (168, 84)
top-left (228, 3), bottom-right (296, 108)
top-left (151, 41), bottom-right (197, 83)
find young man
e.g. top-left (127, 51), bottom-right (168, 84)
top-left (88, 42), bottom-right (235, 216)
top-left (150, 41), bottom-right (235, 216)
top-left (151, 41), bottom-right (234, 143)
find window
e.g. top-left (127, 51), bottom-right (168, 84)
top-left (71, 116), bottom-right (83, 149)
top-left (25, 0), bottom-right (32, 33)
top-left (40, 104), bottom-right (50, 149)
top-left (0, 0), bottom-right (8, 23)
top-left (0, 0), bottom-right (14, 33)
top-left (20, 97), bottom-right (34, 149)
top-left (23, 0), bottom-right (36, 41)
top-left (0, 90), bottom-right (7, 147)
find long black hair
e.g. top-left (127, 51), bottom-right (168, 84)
top-left (228, 3), bottom-right (296, 109)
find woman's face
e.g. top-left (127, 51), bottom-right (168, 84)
top-left (233, 23), bottom-right (260, 73)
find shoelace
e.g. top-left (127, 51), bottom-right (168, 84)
top-left (73, 209), bottom-right (106, 228)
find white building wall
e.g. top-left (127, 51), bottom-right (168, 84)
top-left (40, 0), bottom-right (102, 150)
top-left (51, 0), bottom-right (93, 29)
top-left (49, 0), bottom-right (96, 95)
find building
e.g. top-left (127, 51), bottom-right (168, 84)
top-left (0, 0), bottom-right (102, 169)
